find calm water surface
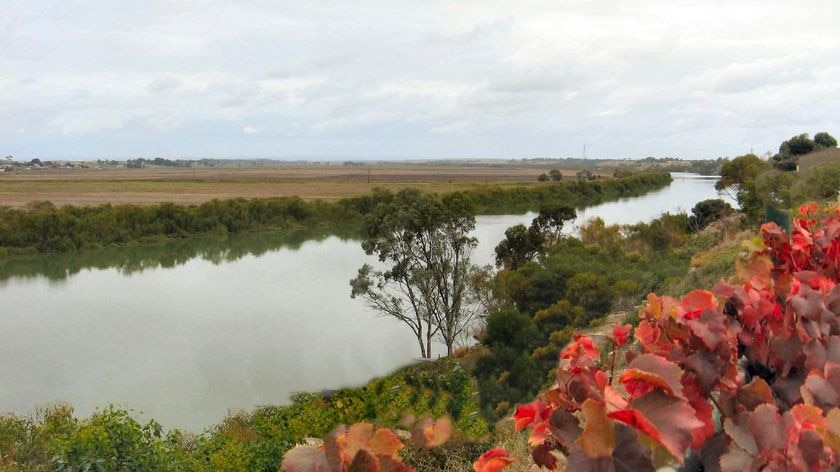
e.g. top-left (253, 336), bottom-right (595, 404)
top-left (0, 173), bottom-right (731, 430)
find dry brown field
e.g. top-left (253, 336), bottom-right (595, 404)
top-left (0, 163), bottom-right (585, 207)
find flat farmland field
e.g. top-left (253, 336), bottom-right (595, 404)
top-left (0, 163), bottom-right (584, 207)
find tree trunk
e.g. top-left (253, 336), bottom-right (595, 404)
top-left (417, 334), bottom-right (428, 359)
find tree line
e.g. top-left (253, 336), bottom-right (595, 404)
top-left (0, 172), bottom-right (671, 255)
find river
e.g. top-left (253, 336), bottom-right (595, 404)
top-left (0, 173), bottom-right (731, 431)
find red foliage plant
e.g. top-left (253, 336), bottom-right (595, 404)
top-left (504, 204), bottom-right (840, 471)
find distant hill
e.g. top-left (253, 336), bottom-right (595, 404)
top-left (796, 147), bottom-right (840, 173)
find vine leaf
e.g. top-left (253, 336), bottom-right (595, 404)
top-left (281, 445), bottom-right (331, 472)
top-left (577, 399), bottom-right (614, 458)
top-left (472, 448), bottom-right (514, 472)
top-left (608, 390), bottom-right (703, 463)
top-left (619, 354), bottom-right (685, 400)
top-left (410, 416), bottom-right (452, 448)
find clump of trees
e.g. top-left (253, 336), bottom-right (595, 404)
top-left (536, 169), bottom-right (562, 182)
top-left (771, 131), bottom-right (837, 170)
top-left (494, 205), bottom-right (576, 270)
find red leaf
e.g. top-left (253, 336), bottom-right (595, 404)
top-left (513, 400), bottom-right (551, 431)
top-left (561, 335), bottom-right (600, 367)
top-left (611, 324), bottom-right (632, 347)
top-left (634, 320), bottom-right (660, 350)
top-left (618, 353), bottom-right (685, 399)
top-left (608, 390), bottom-right (703, 463)
top-left (473, 449), bottom-right (514, 472)
top-left (529, 421), bottom-right (549, 446)
top-left (680, 290), bottom-right (717, 319)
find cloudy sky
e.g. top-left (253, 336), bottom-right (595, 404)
top-left (2, 0), bottom-right (839, 160)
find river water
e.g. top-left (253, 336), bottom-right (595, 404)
top-left (0, 173), bottom-right (731, 431)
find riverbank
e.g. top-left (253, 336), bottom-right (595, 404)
top-left (0, 172), bottom-right (671, 255)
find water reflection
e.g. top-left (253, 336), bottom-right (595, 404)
top-left (0, 225), bottom-right (359, 285)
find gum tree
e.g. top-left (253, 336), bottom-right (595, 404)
top-left (350, 189), bottom-right (482, 358)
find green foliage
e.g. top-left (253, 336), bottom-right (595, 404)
top-left (473, 211), bottom-right (720, 422)
top-left (475, 310), bottom-right (544, 418)
top-left (494, 224), bottom-right (543, 271)
top-left (533, 300), bottom-right (585, 337)
top-left (530, 205), bottom-right (576, 245)
top-left (351, 189), bottom-right (480, 358)
top-left (493, 205), bottom-right (576, 271)
top-left (0, 360), bottom-right (487, 472)
top-left (781, 132), bottom-right (816, 156)
top-left (0, 197), bottom-right (355, 254)
top-left (791, 161), bottom-right (840, 203)
top-left (0, 405), bottom-right (189, 472)
top-left (771, 131), bottom-right (837, 171)
top-left (462, 172), bottom-right (672, 214)
top-left (564, 272), bottom-right (613, 316)
top-left (814, 131), bottom-right (838, 149)
top-left (716, 154), bottom-right (771, 220)
top-left (687, 198), bottom-right (733, 231)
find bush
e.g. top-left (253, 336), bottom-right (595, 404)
top-left (687, 198), bottom-right (733, 231)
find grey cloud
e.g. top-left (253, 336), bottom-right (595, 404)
top-left (148, 76), bottom-right (183, 94)
top-left (2, 0), bottom-right (840, 159)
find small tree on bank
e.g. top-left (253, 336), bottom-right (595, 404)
top-left (350, 189), bottom-right (483, 358)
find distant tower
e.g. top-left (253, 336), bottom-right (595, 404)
top-left (583, 143), bottom-right (587, 159)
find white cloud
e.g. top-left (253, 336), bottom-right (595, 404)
top-left (242, 126), bottom-right (261, 135)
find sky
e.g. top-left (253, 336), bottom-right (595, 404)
top-left (2, 0), bottom-right (840, 161)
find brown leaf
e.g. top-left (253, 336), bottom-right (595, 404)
top-left (281, 445), bottom-right (331, 472)
top-left (612, 424), bottom-right (654, 472)
top-left (531, 443), bottom-right (558, 470)
top-left (823, 408), bottom-right (840, 452)
top-left (736, 377), bottom-right (774, 411)
top-left (548, 408), bottom-right (581, 449)
top-left (564, 448), bottom-right (614, 472)
top-left (410, 416), bottom-right (452, 448)
top-left (367, 428), bottom-right (404, 457)
top-left (746, 404), bottom-right (784, 452)
top-left (348, 449), bottom-right (380, 472)
top-left (577, 399), bottom-right (615, 458)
